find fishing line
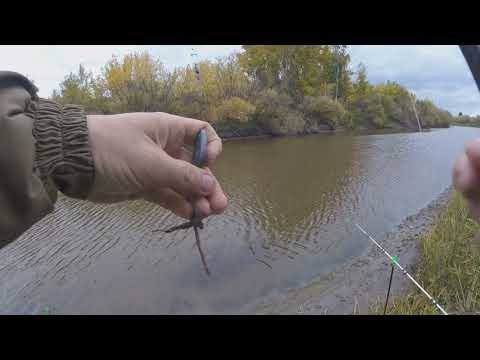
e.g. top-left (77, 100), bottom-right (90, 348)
top-left (356, 223), bottom-right (448, 315)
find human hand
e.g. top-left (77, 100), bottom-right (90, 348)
top-left (453, 138), bottom-right (480, 218)
top-left (86, 112), bottom-right (227, 220)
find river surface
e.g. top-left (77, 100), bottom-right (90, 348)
top-left (1, 126), bottom-right (479, 314)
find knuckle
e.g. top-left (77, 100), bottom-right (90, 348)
top-left (181, 163), bottom-right (199, 189)
top-left (178, 203), bottom-right (193, 219)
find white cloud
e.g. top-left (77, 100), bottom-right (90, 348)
top-left (349, 45), bottom-right (480, 115)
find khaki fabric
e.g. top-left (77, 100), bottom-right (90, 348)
top-left (0, 71), bottom-right (94, 249)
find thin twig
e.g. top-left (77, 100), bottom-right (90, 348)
top-left (194, 226), bottom-right (210, 276)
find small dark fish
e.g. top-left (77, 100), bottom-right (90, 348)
top-left (153, 128), bottom-right (211, 276)
top-left (192, 127), bottom-right (208, 168)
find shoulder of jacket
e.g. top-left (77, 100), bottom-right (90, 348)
top-left (0, 71), bottom-right (39, 99)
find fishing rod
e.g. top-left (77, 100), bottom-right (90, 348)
top-left (459, 45), bottom-right (480, 92)
top-left (353, 46), bottom-right (479, 315)
top-left (355, 224), bottom-right (448, 315)
top-left (191, 48), bottom-right (201, 81)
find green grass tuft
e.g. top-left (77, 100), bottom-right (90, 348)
top-left (376, 192), bottom-right (480, 315)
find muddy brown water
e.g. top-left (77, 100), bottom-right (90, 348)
top-left (1, 126), bottom-right (479, 314)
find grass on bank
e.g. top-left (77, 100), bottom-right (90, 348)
top-left (373, 192), bottom-right (480, 315)
top-left (452, 122), bottom-right (480, 128)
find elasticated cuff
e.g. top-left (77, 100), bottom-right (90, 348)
top-left (30, 99), bottom-right (94, 200)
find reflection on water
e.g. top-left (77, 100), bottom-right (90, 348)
top-left (1, 126), bottom-right (479, 314)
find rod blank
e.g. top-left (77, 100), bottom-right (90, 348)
top-left (356, 224), bottom-right (448, 315)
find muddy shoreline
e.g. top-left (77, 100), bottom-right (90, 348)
top-left (252, 186), bottom-right (455, 315)
top-left (218, 125), bottom-right (449, 142)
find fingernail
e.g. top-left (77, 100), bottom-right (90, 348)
top-left (200, 173), bottom-right (214, 194)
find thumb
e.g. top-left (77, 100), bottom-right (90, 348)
top-left (160, 155), bottom-right (216, 200)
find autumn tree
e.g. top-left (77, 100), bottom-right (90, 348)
top-left (352, 63), bottom-right (371, 98)
top-left (100, 52), bottom-right (170, 113)
top-left (50, 47), bottom-right (452, 133)
top-left (55, 64), bottom-right (95, 110)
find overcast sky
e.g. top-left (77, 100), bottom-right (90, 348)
top-left (1, 45), bottom-right (478, 116)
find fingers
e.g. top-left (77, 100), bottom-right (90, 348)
top-left (453, 153), bottom-right (476, 195)
top-left (170, 150), bottom-right (227, 216)
top-left (193, 197), bottom-right (212, 219)
top-left (144, 189), bottom-right (212, 220)
top-left (143, 165), bottom-right (226, 220)
top-left (454, 142), bottom-right (480, 198)
top-left (440, 137), bottom-right (480, 222)
top-left (465, 139), bottom-right (480, 171)
top-left (454, 139), bottom-right (480, 221)
top-left (143, 167), bottom-right (225, 220)
top-left (144, 145), bottom-right (227, 218)
top-left (203, 167), bottom-right (228, 214)
top-left (142, 112), bottom-right (227, 217)
top-left (144, 188), bottom-right (193, 219)
top-left (163, 114), bottom-right (223, 165)
top-left (174, 146), bottom-right (193, 163)
top-left (158, 154), bottom-right (217, 200)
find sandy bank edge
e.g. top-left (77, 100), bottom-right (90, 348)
top-left (253, 186), bottom-right (455, 315)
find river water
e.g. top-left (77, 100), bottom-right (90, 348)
top-left (1, 126), bottom-right (479, 314)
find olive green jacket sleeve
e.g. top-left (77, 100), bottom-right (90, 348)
top-left (0, 71), bottom-right (95, 249)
